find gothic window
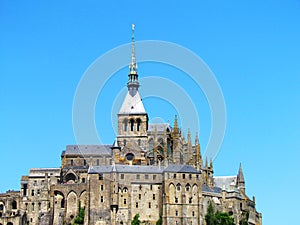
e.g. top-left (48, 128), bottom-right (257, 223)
top-left (176, 183), bottom-right (181, 191)
top-left (130, 119), bottom-right (135, 131)
top-left (136, 118), bottom-right (141, 131)
top-left (61, 198), bottom-right (65, 208)
top-left (148, 139), bottom-right (154, 158)
top-left (167, 138), bottom-right (171, 156)
top-left (12, 200), bottom-right (17, 210)
top-left (124, 119), bottom-right (128, 132)
top-left (186, 184), bottom-right (191, 191)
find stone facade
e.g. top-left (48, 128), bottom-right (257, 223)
top-left (0, 28), bottom-right (262, 225)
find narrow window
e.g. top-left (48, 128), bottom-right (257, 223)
top-left (136, 202), bottom-right (138, 208)
top-left (136, 174), bottom-right (140, 179)
top-left (82, 178), bottom-right (86, 183)
top-left (153, 175), bottom-right (156, 180)
top-left (70, 159), bottom-right (73, 166)
top-left (120, 174), bottom-right (124, 179)
top-left (137, 119), bottom-right (141, 131)
top-left (182, 174), bottom-right (185, 179)
top-left (97, 159), bottom-right (100, 166)
top-left (32, 203), bottom-right (35, 211)
top-left (100, 196), bottom-right (104, 203)
top-left (145, 174), bottom-right (149, 179)
top-left (139, 194), bottom-right (141, 200)
top-left (189, 174), bottom-right (192, 180)
top-left (173, 174), bottom-right (176, 179)
top-left (38, 202), bottom-right (41, 210)
top-left (130, 119), bottom-right (134, 131)
top-left (189, 197), bottom-right (192, 203)
top-left (175, 197), bottom-right (178, 203)
top-left (83, 159), bottom-right (87, 166)
top-left (153, 194), bottom-right (155, 200)
top-left (192, 211), bottom-right (195, 216)
top-left (124, 198), bottom-right (127, 205)
top-left (148, 202), bottom-right (151, 208)
top-left (99, 174), bottom-right (103, 180)
top-left (175, 210), bottom-right (178, 216)
top-left (100, 185), bottom-right (104, 191)
top-left (31, 190), bottom-right (34, 196)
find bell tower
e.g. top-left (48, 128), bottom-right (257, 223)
top-left (117, 24), bottom-right (148, 152)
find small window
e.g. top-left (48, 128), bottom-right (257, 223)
top-left (153, 175), bottom-right (156, 180)
top-left (175, 197), bottom-right (178, 203)
top-left (70, 159), bottom-right (74, 166)
top-left (99, 174), bottom-right (103, 180)
top-left (150, 184), bottom-right (153, 190)
top-left (148, 202), bottom-right (151, 208)
top-left (100, 185), bottom-right (104, 191)
top-left (138, 194), bottom-right (141, 200)
top-left (136, 174), bottom-right (140, 180)
top-left (175, 210), bottom-right (178, 216)
top-left (33, 180), bottom-right (37, 186)
top-left (83, 159), bottom-right (87, 166)
top-left (82, 178), bottom-right (86, 183)
top-left (120, 174), bottom-right (124, 179)
top-left (145, 174), bottom-right (149, 179)
top-left (38, 202), bottom-right (41, 210)
top-left (196, 174), bottom-right (199, 180)
top-left (124, 198), bottom-right (127, 205)
top-left (97, 159), bottom-right (100, 166)
top-left (173, 174), bottom-right (176, 179)
top-left (189, 174), bottom-right (192, 180)
top-left (100, 196), bottom-right (104, 203)
top-left (182, 174), bottom-right (185, 179)
top-left (12, 200), bottom-right (17, 210)
top-left (192, 211), bottom-right (195, 216)
top-left (37, 189), bottom-right (40, 196)
top-left (31, 190), bottom-right (34, 196)
top-left (153, 194), bottom-right (155, 200)
top-left (32, 203), bottom-right (35, 211)
top-left (189, 197), bottom-right (192, 204)
top-left (136, 202), bottom-right (138, 208)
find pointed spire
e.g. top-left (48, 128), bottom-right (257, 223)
top-left (127, 23), bottom-right (139, 94)
top-left (209, 158), bottom-right (213, 171)
top-left (187, 129), bottom-right (191, 145)
top-left (237, 163), bottom-right (245, 184)
top-left (129, 23), bottom-right (137, 75)
top-left (173, 115), bottom-right (179, 135)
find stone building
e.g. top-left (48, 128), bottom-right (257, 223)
top-left (0, 27), bottom-right (262, 225)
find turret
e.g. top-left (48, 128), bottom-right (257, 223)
top-left (237, 163), bottom-right (245, 193)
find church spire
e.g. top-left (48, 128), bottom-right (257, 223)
top-left (127, 23), bottom-right (139, 94)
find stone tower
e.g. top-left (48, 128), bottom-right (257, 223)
top-left (117, 24), bottom-right (149, 164)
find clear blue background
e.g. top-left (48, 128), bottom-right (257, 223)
top-left (1, 1), bottom-right (300, 225)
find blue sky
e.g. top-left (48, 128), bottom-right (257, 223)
top-left (1, 1), bottom-right (300, 225)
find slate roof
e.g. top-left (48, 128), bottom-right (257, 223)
top-left (214, 176), bottom-right (237, 190)
top-left (202, 184), bottom-right (222, 194)
top-left (89, 165), bottom-right (165, 174)
top-left (89, 164), bottom-right (200, 174)
top-left (119, 91), bottom-right (146, 114)
top-left (148, 123), bottom-right (172, 132)
top-left (63, 145), bottom-right (112, 156)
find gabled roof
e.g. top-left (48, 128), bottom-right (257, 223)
top-left (118, 91), bottom-right (146, 114)
top-left (63, 145), bottom-right (112, 156)
top-left (164, 164), bottom-right (200, 174)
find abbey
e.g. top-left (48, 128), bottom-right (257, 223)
top-left (0, 27), bottom-right (262, 225)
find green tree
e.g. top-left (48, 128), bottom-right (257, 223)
top-left (205, 202), bottom-right (236, 225)
top-left (205, 202), bottom-right (217, 225)
top-left (131, 214), bottom-right (141, 225)
top-left (215, 212), bottom-right (235, 225)
top-left (156, 216), bottom-right (162, 225)
top-left (73, 207), bottom-right (85, 225)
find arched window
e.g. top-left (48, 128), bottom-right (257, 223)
top-left (61, 198), bottom-right (65, 208)
top-left (65, 173), bottom-right (76, 183)
top-left (176, 183), bottom-right (181, 191)
top-left (136, 119), bottom-right (141, 131)
top-left (130, 119), bottom-right (135, 131)
top-left (148, 139), bottom-right (154, 157)
top-left (123, 119), bottom-right (128, 132)
top-left (0, 204), bottom-right (3, 210)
